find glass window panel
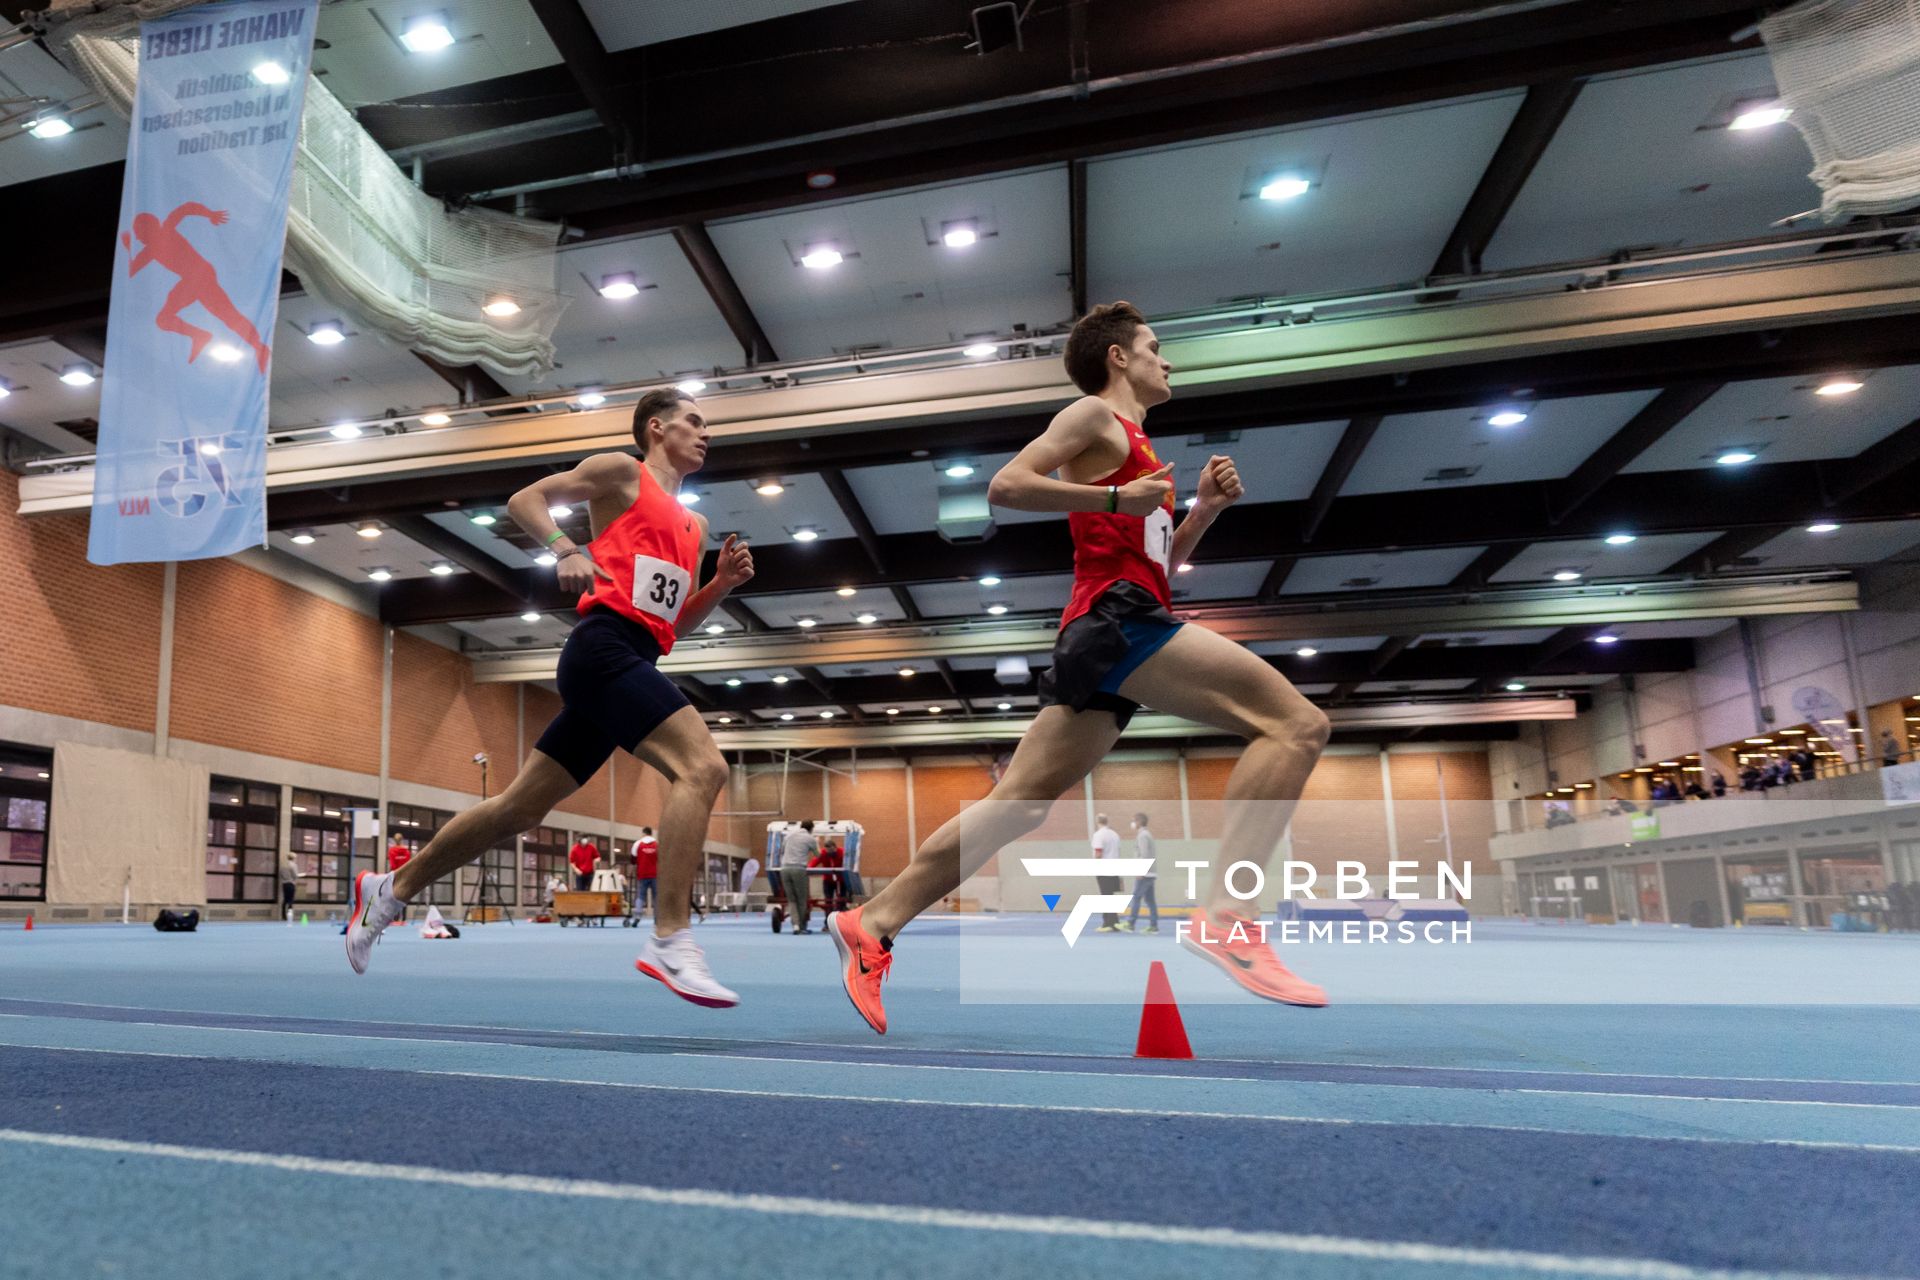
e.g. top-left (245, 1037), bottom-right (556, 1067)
top-left (321, 830), bottom-right (342, 853)
top-left (206, 848), bottom-right (237, 872)
top-left (241, 875), bottom-right (275, 902)
top-left (249, 786), bottom-right (279, 808)
top-left (243, 848), bottom-right (276, 875)
top-left (292, 828), bottom-right (320, 852)
top-left (209, 819), bottom-right (240, 846)
top-left (13, 831), bottom-right (42, 858)
top-left (0, 864), bottom-right (44, 896)
top-left (7, 798), bottom-right (48, 830)
top-left (209, 780), bottom-right (243, 806)
top-left (245, 822), bottom-right (277, 850)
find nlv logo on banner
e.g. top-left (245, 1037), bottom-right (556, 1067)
top-left (88, 0), bottom-right (319, 566)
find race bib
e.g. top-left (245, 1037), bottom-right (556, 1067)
top-left (1143, 506), bottom-right (1173, 572)
top-left (630, 555), bottom-right (692, 622)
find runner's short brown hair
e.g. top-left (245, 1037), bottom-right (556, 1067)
top-left (1063, 301), bottom-right (1147, 395)
top-left (631, 389), bottom-right (693, 456)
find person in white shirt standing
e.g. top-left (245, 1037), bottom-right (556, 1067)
top-left (1122, 811), bottom-right (1158, 933)
top-left (1092, 814), bottom-right (1124, 933)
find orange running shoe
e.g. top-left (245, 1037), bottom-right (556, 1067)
top-left (827, 906), bottom-right (891, 1035)
top-left (1181, 907), bottom-right (1328, 1007)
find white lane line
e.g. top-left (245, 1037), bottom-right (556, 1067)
top-left (3, 998), bottom-right (1915, 1089)
top-left (0, 1127), bottom-right (1873, 1280)
top-left (1510, 1089), bottom-right (1920, 1113)
top-left (6, 1042), bottom-right (1919, 1156)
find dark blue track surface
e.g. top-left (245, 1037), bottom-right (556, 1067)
top-left (1, 917), bottom-right (1916, 1279)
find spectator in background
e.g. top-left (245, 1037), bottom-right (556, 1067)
top-left (1790, 747), bottom-right (1816, 782)
top-left (779, 820), bottom-right (819, 935)
top-left (1684, 777), bottom-right (1708, 801)
top-left (280, 851), bottom-right (300, 921)
top-left (1740, 763), bottom-right (1763, 792)
top-left (1711, 771), bottom-right (1727, 798)
top-left (631, 827), bottom-right (659, 920)
top-left (1882, 729), bottom-right (1903, 768)
top-left (1092, 814), bottom-right (1126, 931)
top-left (569, 836), bottom-right (598, 891)
top-left (385, 836), bottom-right (412, 923)
top-left (543, 872), bottom-right (565, 912)
top-left (1123, 812), bottom-right (1159, 933)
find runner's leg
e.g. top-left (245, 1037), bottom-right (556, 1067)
top-left (393, 750), bottom-right (577, 901)
top-left (625, 705), bottom-right (729, 938)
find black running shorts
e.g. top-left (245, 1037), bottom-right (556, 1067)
top-left (534, 609), bottom-right (690, 785)
top-left (1035, 581), bottom-right (1183, 731)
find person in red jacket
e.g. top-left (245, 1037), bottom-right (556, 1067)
top-left (386, 836), bottom-right (412, 922)
top-left (569, 837), bottom-right (599, 891)
top-left (630, 827), bottom-right (659, 920)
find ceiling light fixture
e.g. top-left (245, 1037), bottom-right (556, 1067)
top-left (1505, 681), bottom-right (1527, 692)
top-left (399, 13), bottom-right (455, 53)
top-left (977, 575), bottom-right (1001, 587)
top-left (1730, 102), bottom-right (1791, 131)
top-left (1591, 633), bottom-right (1620, 645)
top-left (928, 705), bottom-right (943, 714)
top-left (482, 298), bottom-right (521, 318)
top-left (856, 612), bottom-right (878, 625)
top-left (1258, 175), bottom-right (1311, 201)
top-left (307, 321), bottom-right (345, 346)
top-left (755, 480), bottom-right (785, 497)
top-left (366, 567), bottom-right (393, 582)
top-left (820, 711), bottom-right (835, 719)
top-left (1552, 570), bottom-right (1582, 582)
top-left (1807, 521), bottom-right (1840, 533)
top-left (898, 667), bottom-right (916, 678)
top-left (796, 617), bottom-right (818, 629)
top-left (717, 715), bottom-right (733, 724)
top-left (675, 379), bottom-right (707, 395)
top-left (574, 392), bottom-right (605, 408)
top-left (780, 713), bottom-right (795, 721)
top-left (791, 528), bottom-right (820, 543)
top-left (0, 379), bottom-right (10, 399)
top-left (1488, 410), bottom-right (1529, 428)
top-left (468, 512), bottom-right (496, 527)
top-left (772, 675), bottom-right (790, 684)
top-left (962, 342), bottom-right (997, 358)
top-left (520, 611), bottom-right (542, 623)
top-left (1816, 378), bottom-right (1864, 397)
top-left (27, 115), bottom-right (73, 139)
top-left (597, 272), bottom-right (640, 300)
top-left (799, 244), bottom-right (843, 270)
top-left (290, 531), bottom-right (316, 546)
top-left (1604, 533), bottom-right (1637, 546)
top-left (329, 422), bottom-right (363, 439)
top-left (705, 623), bottom-right (726, 636)
top-left (944, 462), bottom-right (976, 478)
top-left (59, 364), bottom-right (96, 386)
top-left (1176, 563), bottom-right (1193, 574)
top-left (419, 412), bottom-right (452, 426)
top-left (886, 707), bottom-right (900, 715)
top-left (1716, 450), bottom-right (1758, 466)
top-left (806, 170), bottom-right (836, 189)
top-left (355, 523), bottom-right (382, 539)
top-left (835, 586), bottom-right (857, 598)
top-left (725, 678), bottom-right (743, 688)
top-left (941, 221), bottom-right (979, 248)
top-left (1295, 646), bottom-right (1318, 657)
top-left (429, 562), bottom-right (454, 576)
top-left (986, 603), bottom-right (1009, 616)
top-left (997, 702), bottom-right (1012, 711)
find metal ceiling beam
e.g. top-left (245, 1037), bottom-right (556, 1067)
top-left (1301, 414), bottom-right (1382, 543)
top-left (797, 666), bottom-right (866, 723)
top-left (385, 514), bottom-right (528, 602)
top-left (889, 585), bottom-right (924, 624)
top-left (819, 465), bottom-right (887, 574)
top-left (705, 697), bottom-right (1579, 751)
top-left (1256, 556), bottom-right (1297, 601)
top-left (414, 352), bottom-right (515, 406)
top-left (1548, 382), bottom-right (1723, 524)
top-left (671, 222), bottom-right (778, 366)
top-left (1429, 78), bottom-right (1586, 281)
top-left (523, 0), bottom-right (635, 156)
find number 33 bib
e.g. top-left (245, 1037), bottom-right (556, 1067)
top-left (631, 555), bottom-right (691, 621)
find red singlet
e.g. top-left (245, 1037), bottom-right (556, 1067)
top-left (575, 462), bottom-right (704, 656)
top-left (1059, 414), bottom-right (1175, 627)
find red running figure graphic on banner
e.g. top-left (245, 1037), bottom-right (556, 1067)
top-left (120, 202), bottom-right (272, 373)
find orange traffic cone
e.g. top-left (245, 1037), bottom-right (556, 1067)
top-left (1133, 960), bottom-right (1193, 1059)
top-left (23, 913), bottom-right (32, 931)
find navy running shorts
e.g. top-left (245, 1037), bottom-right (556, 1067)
top-left (1035, 581), bottom-right (1183, 730)
top-left (534, 609), bottom-right (691, 785)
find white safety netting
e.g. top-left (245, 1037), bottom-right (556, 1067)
top-left (1762, 0), bottom-right (1920, 221)
top-left (41, 0), bottom-right (567, 378)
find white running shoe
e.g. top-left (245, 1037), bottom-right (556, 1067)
top-left (345, 870), bottom-right (405, 975)
top-left (636, 929), bottom-right (738, 1008)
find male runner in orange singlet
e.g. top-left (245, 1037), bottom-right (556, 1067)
top-left (344, 389), bottom-right (752, 1007)
top-left (828, 302), bottom-right (1333, 1033)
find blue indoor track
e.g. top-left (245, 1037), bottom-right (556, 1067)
top-left (1, 915), bottom-right (1917, 1280)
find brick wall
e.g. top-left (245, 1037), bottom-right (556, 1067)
top-left (0, 470), bottom-right (162, 732)
top-left (170, 557), bottom-right (380, 772)
top-left (826, 766), bottom-right (910, 877)
top-left (388, 629), bottom-right (520, 796)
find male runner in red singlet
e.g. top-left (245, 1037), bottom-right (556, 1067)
top-left (344, 389), bottom-right (752, 1007)
top-left (827, 302), bottom-right (1333, 1033)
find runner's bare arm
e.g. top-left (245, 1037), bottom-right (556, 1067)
top-left (506, 453), bottom-right (633, 591)
top-left (675, 517), bottom-right (754, 638)
top-left (988, 396), bottom-right (1173, 516)
top-left (1168, 454), bottom-right (1243, 573)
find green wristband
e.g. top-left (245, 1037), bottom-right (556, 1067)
top-left (1106, 485), bottom-right (1118, 514)
top-left (544, 528), bottom-right (567, 547)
